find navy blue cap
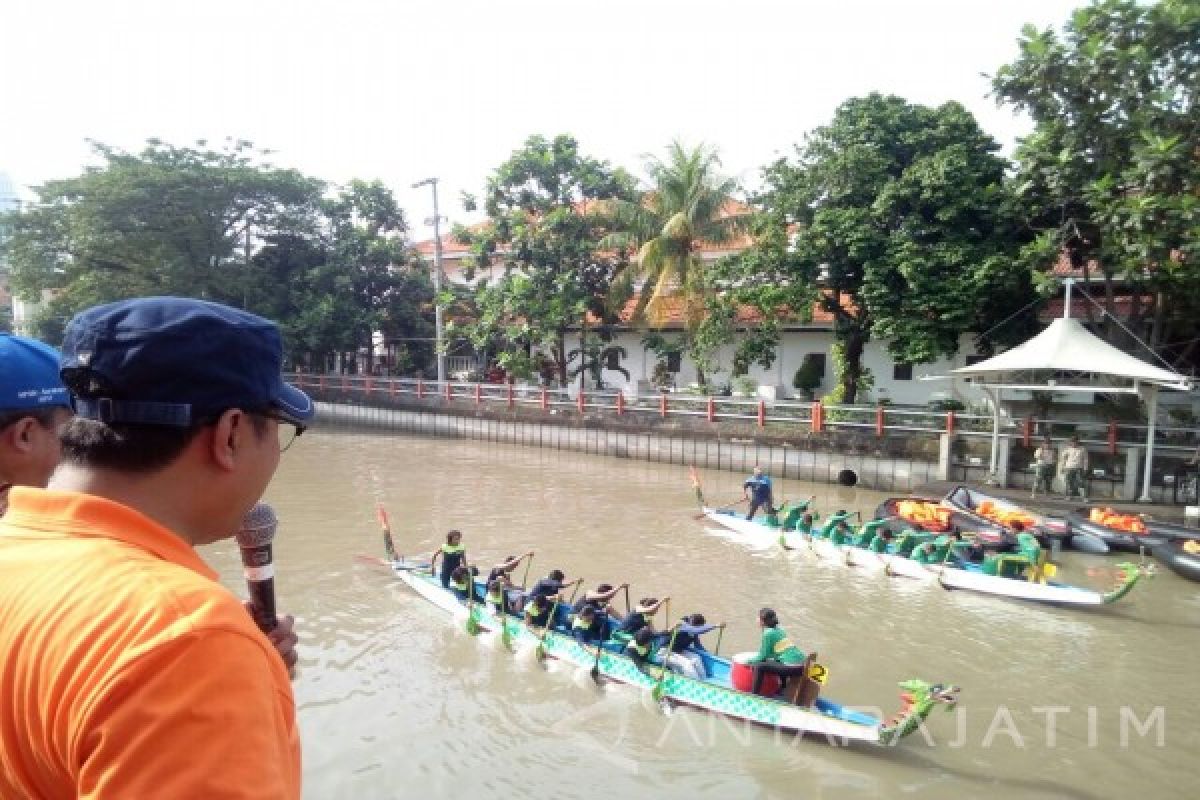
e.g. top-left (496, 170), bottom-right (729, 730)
top-left (60, 297), bottom-right (314, 427)
top-left (0, 333), bottom-right (71, 412)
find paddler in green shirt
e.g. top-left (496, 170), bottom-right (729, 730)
top-left (749, 607), bottom-right (811, 696)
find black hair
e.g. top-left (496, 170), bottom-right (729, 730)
top-left (1011, 521), bottom-right (1025, 532)
top-left (451, 565), bottom-right (469, 580)
top-left (59, 413), bottom-right (269, 474)
top-left (634, 627), bottom-right (654, 645)
top-left (0, 407), bottom-right (60, 433)
top-left (801, 512), bottom-right (814, 525)
top-left (579, 605), bottom-right (596, 618)
top-left (639, 597), bottom-right (658, 607)
top-left (688, 613), bottom-right (706, 626)
top-left (447, 530), bottom-right (462, 542)
top-left (596, 583), bottom-right (613, 593)
top-left (759, 607), bottom-right (779, 627)
top-left (549, 569), bottom-right (565, 581)
top-left (487, 579), bottom-right (503, 592)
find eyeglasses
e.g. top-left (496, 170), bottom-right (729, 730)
top-left (259, 410), bottom-right (306, 453)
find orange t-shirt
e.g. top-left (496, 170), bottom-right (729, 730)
top-left (0, 488), bottom-right (301, 799)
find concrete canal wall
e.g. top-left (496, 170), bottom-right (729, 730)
top-left (317, 399), bottom-right (971, 494)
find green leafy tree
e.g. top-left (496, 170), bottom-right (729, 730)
top-left (992, 0), bottom-right (1200, 366)
top-left (3, 139), bottom-right (322, 336)
top-left (458, 134), bottom-right (637, 386)
top-left (251, 180), bottom-right (434, 373)
top-left (601, 142), bottom-right (748, 386)
top-left (745, 94), bottom-right (1030, 403)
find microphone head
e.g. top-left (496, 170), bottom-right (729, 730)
top-left (236, 503), bottom-right (278, 549)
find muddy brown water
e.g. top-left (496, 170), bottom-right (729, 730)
top-left (199, 430), bottom-right (1199, 799)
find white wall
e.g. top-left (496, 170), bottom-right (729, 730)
top-left (590, 329), bottom-right (989, 407)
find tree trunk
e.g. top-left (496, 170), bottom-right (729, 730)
top-left (554, 332), bottom-right (567, 387)
top-left (841, 330), bottom-right (867, 405)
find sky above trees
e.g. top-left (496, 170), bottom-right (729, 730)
top-left (2, 0), bottom-right (1085, 225)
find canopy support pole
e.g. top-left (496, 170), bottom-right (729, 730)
top-left (1139, 385), bottom-right (1159, 503)
top-left (982, 386), bottom-right (1001, 484)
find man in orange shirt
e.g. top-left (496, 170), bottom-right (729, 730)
top-left (0, 297), bottom-right (313, 799)
top-left (0, 333), bottom-right (73, 515)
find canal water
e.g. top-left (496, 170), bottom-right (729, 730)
top-left (200, 430), bottom-right (1199, 799)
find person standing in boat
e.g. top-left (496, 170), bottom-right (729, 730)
top-left (749, 608), bottom-right (811, 696)
top-left (1031, 436), bottom-right (1057, 499)
top-left (743, 466), bottom-right (777, 520)
top-left (1059, 436), bottom-right (1089, 503)
top-left (429, 530), bottom-right (469, 589)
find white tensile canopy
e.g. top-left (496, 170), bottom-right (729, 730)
top-left (948, 311), bottom-right (1192, 502)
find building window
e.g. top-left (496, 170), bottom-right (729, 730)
top-left (965, 354), bottom-right (986, 366)
top-left (666, 351), bottom-right (682, 373)
top-left (893, 363), bottom-right (913, 381)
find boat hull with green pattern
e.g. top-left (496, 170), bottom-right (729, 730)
top-left (701, 507), bottom-right (1147, 607)
top-left (396, 567), bottom-right (958, 745)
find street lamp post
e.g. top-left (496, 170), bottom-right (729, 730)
top-left (412, 177), bottom-right (446, 384)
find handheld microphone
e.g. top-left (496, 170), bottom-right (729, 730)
top-left (237, 502), bottom-right (278, 633)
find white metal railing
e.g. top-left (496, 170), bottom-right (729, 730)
top-left (286, 373), bottom-right (1200, 459)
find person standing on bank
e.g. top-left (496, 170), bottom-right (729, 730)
top-left (1059, 435), bottom-right (1089, 503)
top-left (743, 465), bottom-right (777, 520)
top-left (1031, 436), bottom-right (1057, 499)
top-left (0, 297), bottom-right (312, 799)
top-left (0, 334), bottom-right (74, 516)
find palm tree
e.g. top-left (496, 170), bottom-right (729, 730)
top-left (600, 142), bottom-right (747, 384)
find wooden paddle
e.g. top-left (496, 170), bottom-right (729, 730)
top-left (652, 624), bottom-right (682, 702)
top-left (713, 623), bottom-right (727, 657)
top-left (534, 598), bottom-right (562, 661)
top-left (589, 639), bottom-right (605, 683)
top-left (464, 578), bottom-right (481, 635)
top-left (376, 504), bottom-right (398, 562)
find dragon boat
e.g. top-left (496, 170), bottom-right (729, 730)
top-left (1151, 539), bottom-right (1200, 583)
top-left (699, 506), bottom-right (1147, 607)
top-left (1066, 506), bottom-right (1200, 553)
top-left (393, 563), bottom-right (959, 745)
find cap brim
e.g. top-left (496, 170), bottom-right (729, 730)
top-left (274, 381), bottom-right (315, 425)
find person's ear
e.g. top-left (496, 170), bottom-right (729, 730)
top-left (209, 409), bottom-right (251, 471)
top-left (6, 417), bottom-right (39, 454)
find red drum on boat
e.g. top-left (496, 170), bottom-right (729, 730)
top-left (730, 651), bottom-right (781, 696)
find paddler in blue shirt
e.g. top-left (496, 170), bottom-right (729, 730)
top-left (429, 530), bottom-right (469, 589)
top-left (615, 597), bottom-right (669, 638)
top-left (658, 613), bottom-right (720, 679)
top-left (743, 466), bottom-right (777, 520)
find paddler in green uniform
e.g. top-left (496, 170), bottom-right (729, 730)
top-left (780, 496), bottom-right (818, 532)
top-left (850, 517), bottom-right (889, 548)
top-left (813, 509), bottom-right (853, 541)
top-left (749, 608), bottom-right (812, 696)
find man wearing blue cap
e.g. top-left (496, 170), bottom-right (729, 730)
top-left (0, 297), bottom-right (314, 799)
top-left (0, 333), bottom-right (73, 515)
